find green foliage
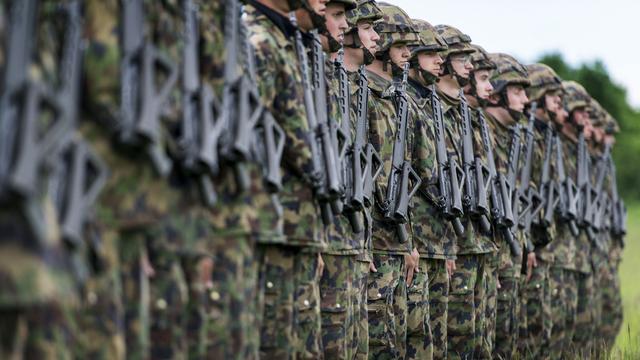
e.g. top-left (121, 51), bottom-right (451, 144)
top-left (537, 53), bottom-right (640, 201)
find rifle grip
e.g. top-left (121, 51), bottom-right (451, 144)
top-left (320, 201), bottom-right (333, 226)
top-left (452, 218), bottom-right (465, 237)
top-left (346, 211), bottom-right (363, 234)
top-left (505, 229), bottom-right (522, 257)
top-left (396, 223), bottom-right (408, 244)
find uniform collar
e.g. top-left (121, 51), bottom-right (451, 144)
top-left (408, 77), bottom-right (430, 99)
top-left (366, 70), bottom-right (392, 97)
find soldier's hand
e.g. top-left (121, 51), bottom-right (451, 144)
top-left (526, 252), bottom-right (538, 282)
top-left (141, 249), bottom-right (155, 278)
top-left (446, 259), bottom-right (456, 279)
top-left (369, 261), bottom-right (378, 273)
top-left (317, 253), bottom-right (325, 278)
top-left (197, 257), bottom-right (214, 290)
top-left (405, 248), bottom-right (419, 286)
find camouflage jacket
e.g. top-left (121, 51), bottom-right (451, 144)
top-left (407, 80), bottom-right (456, 260)
top-left (483, 110), bottom-right (526, 277)
top-left (325, 58), bottom-right (364, 255)
top-left (246, 4), bottom-right (323, 248)
top-left (439, 92), bottom-right (495, 255)
top-left (366, 70), bottom-right (414, 255)
top-left (547, 131), bottom-right (579, 271)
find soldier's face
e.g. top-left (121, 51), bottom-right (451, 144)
top-left (555, 107), bottom-right (569, 125)
top-left (325, 3), bottom-right (348, 44)
top-left (389, 43), bottom-right (411, 68)
top-left (604, 134), bottom-right (616, 146)
top-left (450, 53), bottom-right (473, 79)
top-left (417, 51), bottom-right (443, 77)
top-left (357, 21), bottom-right (380, 55)
top-left (309, 0), bottom-right (328, 16)
top-left (593, 127), bottom-right (605, 143)
top-left (544, 92), bottom-right (563, 115)
top-left (473, 69), bottom-right (493, 100)
top-left (572, 108), bottom-right (590, 128)
top-left (506, 85), bottom-right (529, 113)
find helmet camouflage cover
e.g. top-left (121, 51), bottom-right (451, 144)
top-left (470, 44), bottom-right (495, 72)
top-left (374, 2), bottom-right (420, 55)
top-left (588, 98), bottom-right (606, 128)
top-left (346, 0), bottom-right (383, 32)
top-left (526, 63), bottom-right (563, 102)
top-left (562, 80), bottom-right (591, 113)
top-left (410, 19), bottom-right (448, 55)
top-left (328, 0), bottom-right (357, 12)
top-left (489, 53), bottom-right (531, 95)
top-left (434, 24), bottom-right (474, 59)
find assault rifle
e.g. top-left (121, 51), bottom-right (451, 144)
top-left (534, 123), bottom-right (559, 229)
top-left (575, 126), bottom-right (604, 249)
top-left (554, 135), bottom-right (580, 236)
top-left (120, 0), bottom-right (178, 177)
top-left (290, 14), bottom-right (339, 225)
top-left (591, 144), bottom-right (611, 232)
top-left (459, 90), bottom-right (491, 233)
top-left (335, 51), bottom-right (363, 233)
top-left (477, 111), bottom-right (520, 256)
top-left (382, 63), bottom-right (421, 243)
top-left (514, 105), bottom-right (541, 252)
top-left (503, 123), bottom-right (524, 256)
top-left (609, 155), bottom-right (626, 239)
top-left (431, 85), bottom-right (464, 236)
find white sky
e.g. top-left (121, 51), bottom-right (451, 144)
top-left (389, 0), bottom-right (640, 108)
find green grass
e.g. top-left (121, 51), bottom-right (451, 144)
top-left (612, 203), bottom-right (640, 358)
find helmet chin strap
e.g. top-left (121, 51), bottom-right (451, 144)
top-left (443, 60), bottom-right (469, 87)
top-left (419, 69), bottom-right (439, 86)
top-left (344, 32), bottom-right (375, 65)
top-left (324, 31), bottom-right (342, 53)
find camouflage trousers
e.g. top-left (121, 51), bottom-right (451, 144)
top-left (518, 259), bottom-right (552, 360)
top-left (548, 267), bottom-right (578, 360)
top-left (0, 305), bottom-right (75, 359)
top-left (259, 246), bottom-right (323, 359)
top-left (447, 254), bottom-right (487, 359)
top-left (426, 259), bottom-right (449, 360)
top-left (353, 259), bottom-right (370, 360)
top-left (320, 254), bottom-right (356, 359)
top-left (183, 235), bottom-right (257, 360)
top-left (367, 253), bottom-right (407, 360)
top-left (406, 258), bottom-right (433, 360)
top-left (482, 252), bottom-right (499, 359)
top-left (597, 258), bottom-right (623, 355)
top-left (494, 275), bottom-right (519, 360)
top-left (570, 271), bottom-right (595, 357)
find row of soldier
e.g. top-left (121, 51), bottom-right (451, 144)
top-left (0, 0), bottom-right (626, 359)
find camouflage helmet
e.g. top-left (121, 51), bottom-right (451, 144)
top-left (525, 63), bottom-right (563, 102)
top-left (587, 99), bottom-right (606, 128)
top-left (489, 53), bottom-right (531, 95)
top-left (374, 2), bottom-right (420, 56)
top-left (410, 19), bottom-right (448, 55)
top-left (434, 24), bottom-right (475, 59)
top-left (328, 0), bottom-right (357, 11)
top-left (605, 113), bottom-right (620, 135)
top-left (469, 44), bottom-right (495, 72)
top-left (562, 80), bottom-right (590, 113)
top-left (346, 0), bottom-right (383, 31)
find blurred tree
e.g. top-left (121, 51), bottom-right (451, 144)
top-left (538, 52), bottom-right (640, 201)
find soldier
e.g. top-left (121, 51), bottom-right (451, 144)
top-left (406, 18), bottom-right (454, 360)
top-left (315, 0), bottom-right (363, 359)
top-left (434, 24), bottom-right (498, 359)
top-left (245, 0), bottom-right (327, 358)
top-left (518, 63), bottom-right (565, 359)
top-left (0, 2), bottom-right (80, 357)
top-left (342, 1), bottom-right (384, 357)
top-left (484, 53), bottom-right (531, 359)
top-left (365, 3), bottom-right (420, 358)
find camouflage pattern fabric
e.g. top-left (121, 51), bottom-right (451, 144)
top-left (426, 259), bottom-right (450, 360)
top-left (494, 276), bottom-right (519, 359)
top-left (519, 259), bottom-right (552, 360)
top-left (320, 254), bottom-right (356, 359)
top-left (293, 252), bottom-right (323, 359)
top-left (367, 254), bottom-right (407, 359)
top-left (353, 259), bottom-right (371, 360)
top-left (406, 258), bottom-right (433, 360)
top-left (597, 235), bottom-right (624, 354)
top-left (548, 268), bottom-right (578, 359)
top-left (571, 272), bottom-right (595, 357)
top-left (482, 250), bottom-right (500, 358)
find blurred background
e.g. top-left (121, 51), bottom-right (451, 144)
top-left (390, 0), bottom-right (640, 355)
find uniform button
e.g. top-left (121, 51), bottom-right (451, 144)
top-left (535, 284), bottom-right (541, 289)
top-left (210, 291), bottom-right (221, 301)
top-left (336, 303), bottom-right (341, 309)
top-left (463, 286), bottom-right (468, 291)
top-left (303, 300), bottom-right (310, 307)
top-left (156, 298), bottom-right (167, 310)
top-left (266, 281), bottom-right (274, 289)
top-left (87, 291), bottom-right (97, 305)
top-left (553, 289), bottom-right (559, 296)
top-left (376, 293), bottom-right (382, 299)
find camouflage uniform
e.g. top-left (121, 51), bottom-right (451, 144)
top-left (433, 25), bottom-right (498, 360)
top-left (246, 3), bottom-right (325, 358)
top-left (517, 63), bottom-right (564, 360)
top-left (485, 53), bottom-right (532, 360)
top-left (365, 5), bottom-right (420, 358)
top-left (406, 19), bottom-right (454, 360)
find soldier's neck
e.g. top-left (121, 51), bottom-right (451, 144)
top-left (561, 122), bottom-right (578, 142)
top-left (486, 106), bottom-right (517, 127)
top-left (367, 60), bottom-right (392, 81)
top-left (437, 75), bottom-right (461, 100)
top-left (343, 48), bottom-right (363, 72)
top-left (465, 94), bottom-right (480, 109)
